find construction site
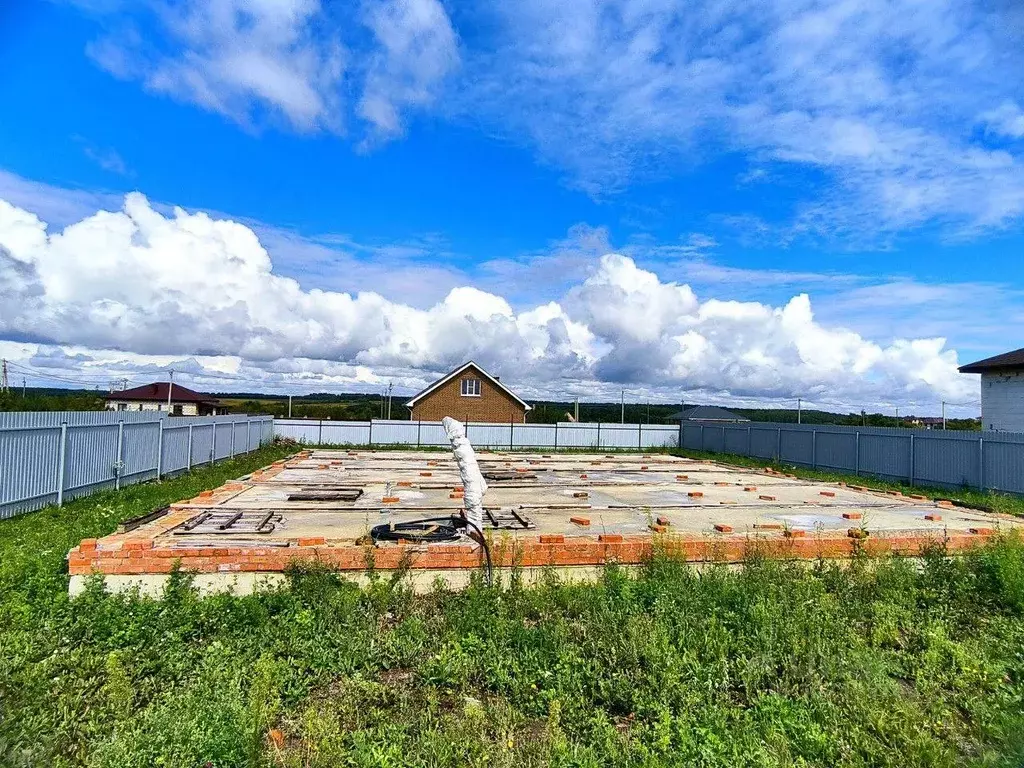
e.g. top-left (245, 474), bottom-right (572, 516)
top-left (67, 444), bottom-right (1022, 596)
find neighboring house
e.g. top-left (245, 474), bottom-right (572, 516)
top-left (668, 405), bottom-right (750, 423)
top-left (405, 361), bottom-right (531, 423)
top-left (959, 347), bottom-right (1024, 432)
top-left (104, 382), bottom-right (224, 416)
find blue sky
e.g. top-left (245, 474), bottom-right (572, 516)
top-left (0, 0), bottom-right (1022, 414)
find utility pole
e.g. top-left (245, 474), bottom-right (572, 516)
top-left (0, 359), bottom-right (8, 393)
top-left (386, 382), bottom-right (393, 420)
top-left (574, 396), bottom-right (579, 422)
top-left (895, 406), bottom-right (899, 427)
top-left (288, 394), bottom-right (293, 418)
top-left (942, 401), bottom-right (946, 430)
top-left (797, 397), bottom-right (802, 424)
top-left (22, 377), bottom-right (26, 398)
top-left (166, 369), bottom-right (174, 412)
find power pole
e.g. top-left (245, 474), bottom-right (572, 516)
top-left (620, 389), bottom-right (625, 424)
top-left (166, 370), bottom-right (174, 412)
top-left (797, 397), bottom-right (802, 424)
top-left (942, 401), bottom-right (946, 430)
top-left (288, 394), bottom-right (293, 418)
top-left (574, 396), bottom-right (579, 422)
top-left (22, 377), bottom-right (26, 398)
top-left (895, 406), bottom-right (899, 427)
top-left (0, 359), bottom-right (8, 393)
top-left (386, 382), bottom-right (393, 419)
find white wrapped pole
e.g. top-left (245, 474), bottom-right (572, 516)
top-left (442, 417), bottom-right (487, 532)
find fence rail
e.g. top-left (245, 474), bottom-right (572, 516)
top-left (0, 412), bottom-right (274, 519)
top-left (680, 422), bottom-right (1024, 494)
top-left (274, 419), bottom-right (680, 451)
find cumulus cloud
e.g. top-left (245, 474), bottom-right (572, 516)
top-left (0, 193), bottom-right (977, 409)
top-left (85, 0), bottom-right (457, 138)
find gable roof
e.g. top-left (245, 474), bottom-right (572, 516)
top-left (959, 347), bottom-right (1024, 373)
top-left (105, 382), bottom-right (221, 405)
top-left (404, 361), bottom-right (532, 410)
top-left (667, 405), bottom-right (750, 422)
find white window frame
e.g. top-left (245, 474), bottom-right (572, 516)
top-left (461, 378), bottom-right (481, 397)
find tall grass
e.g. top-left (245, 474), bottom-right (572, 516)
top-left (1, 444), bottom-right (1024, 766)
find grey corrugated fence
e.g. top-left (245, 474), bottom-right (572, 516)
top-left (274, 419), bottom-right (680, 451)
top-left (0, 412), bottom-right (274, 519)
top-left (680, 422), bottom-right (1024, 494)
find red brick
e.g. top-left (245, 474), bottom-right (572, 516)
top-left (656, 516), bottom-right (671, 526)
top-left (570, 516), bottom-right (591, 526)
top-left (969, 527), bottom-right (996, 536)
top-left (743, 486), bottom-right (757, 492)
top-left (847, 528), bottom-right (868, 539)
top-left (759, 495), bottom-right (777, 501)
top-left (420, 471), bottom-right (433, 477)
top-left (753, 523), bottom-right (783, 530)
top-left (715, 481), bottom-right (730, 486)
top-left (924, 514), bottom-right (942, 521)
top-left (640, 465), bottom-right (649, 470)
top-left (819, 491), bottom-right (836, 497)
top-left (297, 537), bottom-right (326, 546)
top-left (676, 475), bottom-right (688, 481)
top-left (713, 524), bottom-right (733, 533)
top-left (79, 538), bottom-right (98, 552)
top-left (909, 494), bottom-right (929, 501)
top-left (688, 491), bottom-right (704, 498)
top-left (580, 473), bottom-right (588, 479)
top-left (784, 529), bottom-right (807, 538)
top-left (539, 534), bottom-right (564, 544)
top-left (842, 512), bottom-right (862, 520)
top-left (573, 491), bottom-right (589, 498)
top-left (122, 539), bottom-right (152, 551)
top-left (649, 524), bottom-right (667, 533)
top-left (936, 500), bottom-right (955, 509)
top-left (397, 481), bottom-right (413, 487)
top-left (599, 534), bottom-right (623, 543)
top-left (383, 496), bottom-right (401, 503)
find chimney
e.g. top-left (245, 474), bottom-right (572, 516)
top-left (494, 376), bottom-right (500, 381)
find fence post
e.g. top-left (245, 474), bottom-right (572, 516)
top-left (776, 427), bottom-right (782, 461)
top-left (811, 429), bottom-right (817, 470)
top-left (417, 420), bottom-right (422, 447)
top-left (115, 419), bottom-right (124, 490)
top-left (210, 421), bottom-right (216, 465)
top-left (510, 421), bottom-right (514, 450)
top-left (554, 421), bottom-right (559, 450)
top-left (156, 418), bottom-right (164, 479)
top-left (909, 434), bottom-right (915, 486)
top-left (230, 420), bottom-right (236, 458)
top-left (701, 424), bottom-right (705, 451)
top-left (56, 421), bottom-right (68, 507)
top-left (638, 421), bottom-right (642, 449)
top-left (368, 420), bottom-right (373, 447)
top-left (187, 424), bottom-right (193, 471)
top-left (854, 431), bottom-right (860, 475)
top-left (596, 422), bottom-right (601, 448)
top-left (318, 419), bottom-right (323, 445)
top-left (978, 437), bottom-right (985, 490)
top-left (246, 419), bottom-right (251, 452)
top-left (747, 426), bottom-right (752, 456)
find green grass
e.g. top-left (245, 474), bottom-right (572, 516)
top-left (3, 444), bottom-right (1024, 766)
top-left (674, 448), bottom-right (1024, 518)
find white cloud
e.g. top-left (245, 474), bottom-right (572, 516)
top-left (85, 0), bottom-right (457, 138)
top-left (460, 0), bottom-right (1024, 234)
top-left (0, 191), bottom-right (979, 409)
top-left (980, 102), bottom-right (1024, 139)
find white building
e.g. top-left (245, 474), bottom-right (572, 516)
top-left (104, 382), bottom-right (224, 416)
top-left (959, 348), bottom-right (1024, 432)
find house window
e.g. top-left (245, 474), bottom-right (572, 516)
top-left (461, 378), bottom-right (481, 397)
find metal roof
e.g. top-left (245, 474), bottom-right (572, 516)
top-left (105, 382), bottom-right (221, 404)
top-left (959, 347), bottom-right (1024, 373)
top-left (667, 405), bottom-right (750, 422)
top-left (404, 361), bottom-right (532, 410)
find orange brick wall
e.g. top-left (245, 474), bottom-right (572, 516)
top-left (410, 367), bottom-right (527, 423)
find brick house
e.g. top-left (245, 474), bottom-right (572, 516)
top-left (104, 382), bottom-right (224, 416)
top-left (405, 361), bottom-right (531, 423)
top-left (959, 347), bottom-right (1024, 431)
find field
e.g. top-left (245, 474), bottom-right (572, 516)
top-left (3, 444), bottom-right (1024, 767)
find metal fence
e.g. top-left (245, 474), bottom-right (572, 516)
top-left (0, 412), bottom-right (274, 519)
top-left (680, 422), bottom-right (1024, 494)
top-left (274, 419), bottom-right (680, 451)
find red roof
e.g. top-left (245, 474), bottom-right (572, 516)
top-left (105, 382), bottom-right (221, 405)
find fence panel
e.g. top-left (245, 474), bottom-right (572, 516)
top-left (0, 414), bottom-right (272, 518)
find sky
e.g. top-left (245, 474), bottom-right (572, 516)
top-left (1, 0), bottom-right (1023, 415)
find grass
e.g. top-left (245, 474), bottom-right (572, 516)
top-left (673, 448), bottom-right (1024, 518)
top-left (2, 443), bottom-right (1024, 766)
